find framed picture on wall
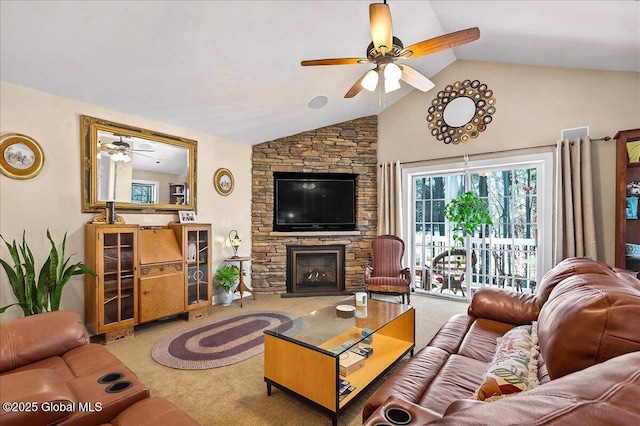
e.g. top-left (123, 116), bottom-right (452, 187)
top-left (0, 133), bottom-right (45, 179)
top-left (179, 211), bottom-right (197, 223)
top-left (213, 168), bottom-right (234, 196)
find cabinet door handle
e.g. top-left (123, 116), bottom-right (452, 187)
top-left (144, 291), bottom-right (150, 295)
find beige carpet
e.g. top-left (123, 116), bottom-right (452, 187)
top-left (103, 293), bottom-right (467, 425)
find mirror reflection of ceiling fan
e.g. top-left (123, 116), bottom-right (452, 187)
top-left (99, 134), bottom-right (154, 162)
top-left (301, 1), bottom-right (480, 98)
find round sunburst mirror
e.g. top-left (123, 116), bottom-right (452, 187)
top-left (426, 80), bottom-right (497, 144)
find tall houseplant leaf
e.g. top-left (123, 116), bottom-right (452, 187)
top-left (46, 229), bottom-right (97, 311)
top-left (0, 232), bottom-right (33, 315)
top-left (20, 239), bottom-right (40, 314)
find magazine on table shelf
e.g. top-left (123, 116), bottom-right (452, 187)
top-left (338, 379), bottom-right (356, 401)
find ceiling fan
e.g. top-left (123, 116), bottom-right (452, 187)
top-left (100, 134), bottom-right (154, 162)
top-left (301, 1), bottom-right (480, 98)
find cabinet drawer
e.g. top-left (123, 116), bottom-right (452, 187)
top-left (140, 262), bottom-right (182, 278)
top-left (139, 271), bottom-right (185, 323)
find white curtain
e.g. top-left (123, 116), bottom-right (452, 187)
top-left (554, 138), bottom-right (598, 262)
top-left (378, 161), bottom-right (403, 236)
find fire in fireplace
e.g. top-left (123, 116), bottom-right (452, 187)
top-left (286, 245), bottom-right (345, 294)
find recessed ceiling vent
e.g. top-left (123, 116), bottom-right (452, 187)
top-left (561, 126), bottom-right (589, 141)
top-left (309, 96), bottom-right (328, 109)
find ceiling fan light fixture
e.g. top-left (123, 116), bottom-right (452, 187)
top-left (111, 152), bottom-right (131, 163)
top-left (361, 69), bottom-right (380, 91)
top-left (384, 77), bottom-right (401, 93)
top-left (384, 62), bottom-right (402, 81)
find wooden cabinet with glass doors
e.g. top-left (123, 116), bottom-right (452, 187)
top-left (84, 224), bottom-right (138, 342)
top-left (85, 222), bottom-right (212, 342)
top-left (169, 222), bottom-right (212, 319)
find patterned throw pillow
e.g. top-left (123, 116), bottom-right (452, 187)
top-left (474, 322), bottom-right (539, 401)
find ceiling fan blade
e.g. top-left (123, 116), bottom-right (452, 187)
top-left (301, 58), bottom-right (369, 66)
top-left (344, 71), bottom-right (370, 98)
top-left (399, 64), bottom-right (435, 92)
top-left (369, 3), bottom-right (393, 53)
top-left (401, 27), bottom-right (480, 59)
top-left (133, 152), bottom-right (154, 159)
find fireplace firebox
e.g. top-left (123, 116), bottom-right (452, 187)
top-left (286, 245), bottom-right (345, 295)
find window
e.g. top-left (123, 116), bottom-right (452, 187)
top-left (131, 180), bottom-right (158, 204)
top-left (402, 153), bottom-right (553, 300)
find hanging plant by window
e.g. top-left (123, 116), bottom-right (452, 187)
top-left (426, 80), bottom-right (497, 144)
top-left (444, 191), bottom-right (493, 246)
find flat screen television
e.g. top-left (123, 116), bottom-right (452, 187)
top-left (273, 172), bottom-right (357, 231)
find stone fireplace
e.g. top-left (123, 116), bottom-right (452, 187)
top-left (251, 115), bottom-right (378, 294)
top-left (286, 245), bottom-right (345, 295)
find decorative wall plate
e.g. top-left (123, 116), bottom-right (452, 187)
top-left (426, 80), bottom-right (497, 144)
top-left (0, 133), bottom-right (45, 179)
top-left (213, 168), bottom-right (234, 196)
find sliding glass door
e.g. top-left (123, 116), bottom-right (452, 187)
top-left (403, 153), bottom-right (553, 300)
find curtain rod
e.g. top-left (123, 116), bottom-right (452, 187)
top-left (385, 136), bottom-right (612, 167)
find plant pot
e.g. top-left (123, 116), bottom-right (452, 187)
top-left (218, 283), bottom-right (238, 306)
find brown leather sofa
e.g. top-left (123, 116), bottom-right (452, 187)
top-left (363, 257), bottom-right (640, 425)
top-left (0, 310), bottom-right (198, 426)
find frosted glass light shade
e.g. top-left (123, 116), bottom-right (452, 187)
top-left (384, 78), bottom-right (401, 93)
top-left (384, 63), bottom-right (402, 81)
top-left (111, 152), bottom-right (131, 163)
top-left (361, 69), bottom-right (379, 91)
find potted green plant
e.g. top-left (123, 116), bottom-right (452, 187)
top-left (444, 191), bottom-right (493, 247)
top-left (213, 264), bottom-right (240, 306)
top-left (0, 230), bottom-right (97, 316)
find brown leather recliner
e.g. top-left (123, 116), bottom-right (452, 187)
top-left (362, 257), bottom-right (640, 425)
top-left (0, 310), bottom-right (198, 426)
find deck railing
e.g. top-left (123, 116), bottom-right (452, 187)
top-left (412, 234), bottom-right (538, 297)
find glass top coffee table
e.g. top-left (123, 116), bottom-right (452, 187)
top-left (264, 297), bottom-right (415, 426)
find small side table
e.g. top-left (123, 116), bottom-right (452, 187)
top-left (224, 256), bottom-right (255, 307)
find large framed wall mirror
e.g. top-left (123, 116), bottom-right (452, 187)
top-left (81, 115), bottom-right (197, 213)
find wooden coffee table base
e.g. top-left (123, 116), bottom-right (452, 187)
top-left (264, 306), bottom-right (415, 425)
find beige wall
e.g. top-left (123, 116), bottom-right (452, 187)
top-left (0, 81), bottom-right (252, 323)
top-left (2, 61), bottom-right (638, 322)
top-left (379, 60), bottom-right (640, 266)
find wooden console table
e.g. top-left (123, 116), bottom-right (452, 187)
top-left (224, 256), bottom-right (255, 307)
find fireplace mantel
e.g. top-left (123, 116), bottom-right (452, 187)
top-left (270, 231), bottom-right (361, 237)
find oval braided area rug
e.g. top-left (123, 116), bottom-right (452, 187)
top-left (152, 311), bottom-right (302, 370)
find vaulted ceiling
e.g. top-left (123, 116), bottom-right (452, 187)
top-left (1, 1), bottom-right (638, 145)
